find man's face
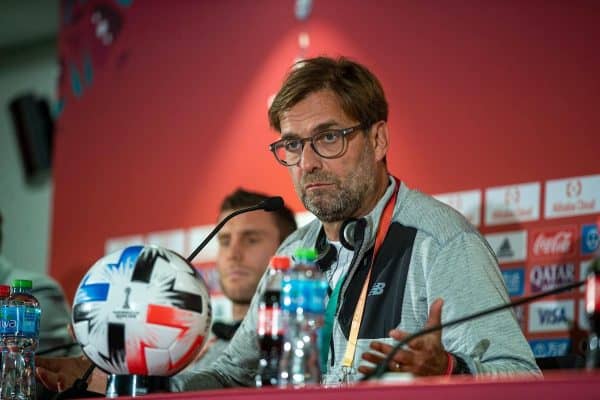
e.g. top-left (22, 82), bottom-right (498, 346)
top-left (279, 89), bottom-right (379, 222)
top-left (216, 210), bottom-right (281, 305)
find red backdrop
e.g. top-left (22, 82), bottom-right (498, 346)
top-left (50, 0), bottom-right (600, 356)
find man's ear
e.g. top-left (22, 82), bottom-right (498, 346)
top-left (369, 121), bottom-right (389, 162)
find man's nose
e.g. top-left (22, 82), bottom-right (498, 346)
top-left (227, 239), bottom-right (243, 261)
top-left (298, 142), bottom-right (322, 172)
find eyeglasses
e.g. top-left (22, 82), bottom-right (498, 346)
top-left (269, 124), bottom-right (365, 167)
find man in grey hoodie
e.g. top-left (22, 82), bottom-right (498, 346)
top-left (172, 56), bottom-right (540, 390)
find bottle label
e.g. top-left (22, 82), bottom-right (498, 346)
top-left (308, 280), bottom-right (328, 315)
top-left (0, 305), bottom-right (40, 337)
top-left (281, 279), bottom-right (327, 315)
top-left (258, 306), bottom-right (283, 336)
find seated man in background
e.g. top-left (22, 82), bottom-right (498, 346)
top-left (0, 211), bottom-right (78, 357)
top-left (36, 188), bottom-right (297, 393)
top-left (189, 188), bottom-right (297, 367)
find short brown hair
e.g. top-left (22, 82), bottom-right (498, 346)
top-left (220, 188), bottom-right (297, 243)
top-left (268, 56), bottom-right (388, 132)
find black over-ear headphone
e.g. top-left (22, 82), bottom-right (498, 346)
top-left (314, 217), bottom-right (367, 272)
top-left (339, 218), bottom-right (367, 251)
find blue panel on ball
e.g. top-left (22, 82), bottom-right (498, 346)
top-left (75, 276), bottom-right (110, 303)
top-left (107, 246), bottom-right (144, 271)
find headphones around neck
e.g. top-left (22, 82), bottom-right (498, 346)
top-left (340, 218), bottom-right (359, 251)
top-left (315, 217), bottom-right (367, 272)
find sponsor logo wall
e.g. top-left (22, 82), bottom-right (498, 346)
top-left (439, 174), bottom-right (600, 358)
top-left (107, 175), bottom-right (600, 346)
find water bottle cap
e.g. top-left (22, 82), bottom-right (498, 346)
top-left (11, 279), bottom-right (33, 289)
top-left (294, 247), bottom-right (318, 261)
top-left (0, 284), bottom-right (10, 297)
top-left (270, 256), bottom-right (290, 270)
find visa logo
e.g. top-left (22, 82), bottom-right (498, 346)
top-left (528, 300), bottom-right (574, 333)
top-left (537, 308), bottom-right (568, 325)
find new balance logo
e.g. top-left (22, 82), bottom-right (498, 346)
top-left (368, 282), bottom-right (386, 296)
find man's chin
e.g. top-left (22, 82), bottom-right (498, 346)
top-left (306, 202), bottom-right (347, 222)
top-left (221, 288), bottom-right (254, 305)
top-left (228, 296), bottom-right (252, 306)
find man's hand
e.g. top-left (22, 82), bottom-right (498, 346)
top-left (36, 356), bottom-right (107, 393)
top-left (359, 298), bottom-right (450, 376)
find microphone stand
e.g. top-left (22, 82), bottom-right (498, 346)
top-left (51, 364), bottom-right (101, 400)
top-left (362, 280), bottom-right (586, 381)
top-left (187, 196), bottom-right (283, 262)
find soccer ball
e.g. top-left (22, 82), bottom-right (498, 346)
top-left (72, 245), bottom-right (211, 376)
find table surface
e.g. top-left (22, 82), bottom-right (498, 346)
top-left (96, 370), bottom-right (600, 400)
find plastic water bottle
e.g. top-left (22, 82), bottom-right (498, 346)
top-left (279, 248), bottom-right (327, 386)
top-left (255, 256), bottom-right (290, 387)
top-left (1, 280), bottom-right (41, 400)
top-left (0, 284), bottom-right (11, 396)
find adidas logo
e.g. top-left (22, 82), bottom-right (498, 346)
top-left (496, 238), bottom-right (514, 258)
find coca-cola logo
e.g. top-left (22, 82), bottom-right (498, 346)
top-left (530, 227), bottom-right (576, 260)
top-left (530, 264), bottom-right (575, 293)
top-left (566, 180), bottom-right (582, 198)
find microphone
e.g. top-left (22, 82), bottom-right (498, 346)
top-left (186, 196), bottom-right (284, 262)
top-left (261, 196), bottom-right (284, 212)
top-left (361, 279), bottom-right (586, 381)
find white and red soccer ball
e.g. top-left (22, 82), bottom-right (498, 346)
top-left (72, 245), bottom-right (211, 376)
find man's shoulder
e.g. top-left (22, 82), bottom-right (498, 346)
top-left (277, 218), bottom-right (321, 256)
top-left (0, 255), bottom-right (64, 293)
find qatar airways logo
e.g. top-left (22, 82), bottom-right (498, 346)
top-left (530, 264), bottom-right (575, 293)
top-left (529, 226), bottom-right (577, 261)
